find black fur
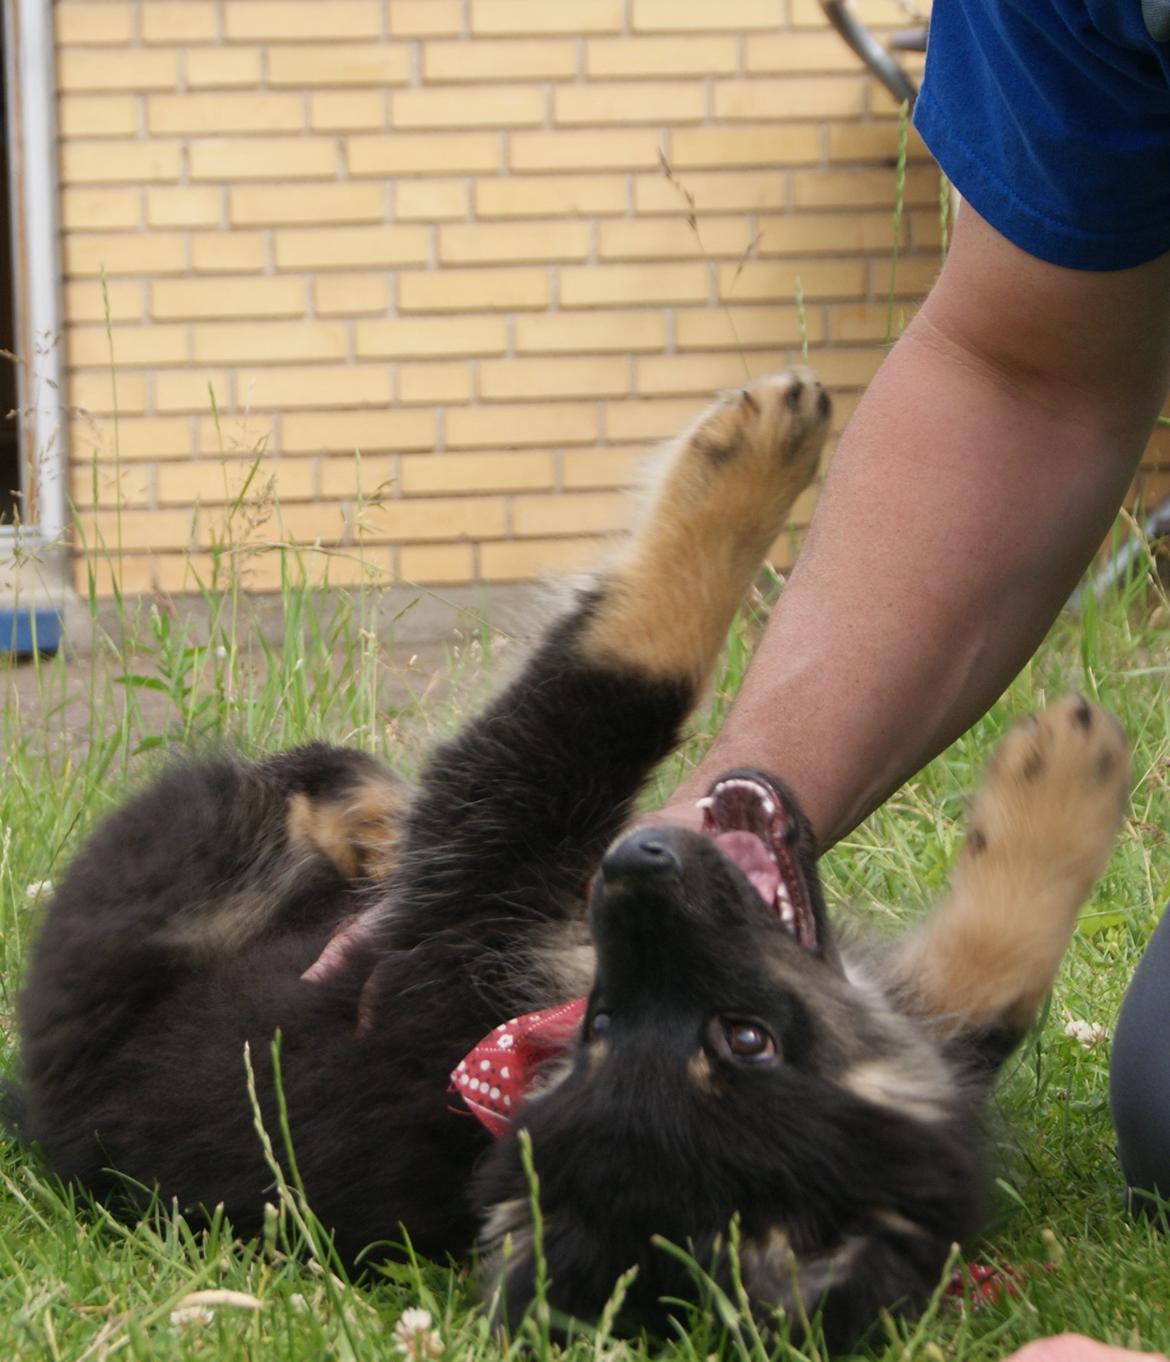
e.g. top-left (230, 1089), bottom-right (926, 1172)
top-left (14, 586), bottom-right (1012, 1349)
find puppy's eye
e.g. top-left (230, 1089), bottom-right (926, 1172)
top-left (709, 1017), bottom-right (779, 1064)
top-left (588, 1010), bottom-right (611, 1039)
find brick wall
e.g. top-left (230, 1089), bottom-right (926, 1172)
top-left (55, 0), bottom-right (946, 597)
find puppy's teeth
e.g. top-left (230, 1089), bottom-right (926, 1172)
top-left (695, 796), bottom-right (714, 810)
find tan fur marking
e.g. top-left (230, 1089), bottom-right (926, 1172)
top-left (687, 1050), bottom-right (718, 1093)
top-left (580, 369), bottom-right (829, 688)
top-left (871, 1209), bottom-right (928, 1239)
top-left (837, 1058), bottom-right (949, 1124)
top-left (896, 697), bottom-right (1129, 1033)
top-left (164, 890), bottom-right (285, 957)
top-left (286, 775), bottom-right (408, 883)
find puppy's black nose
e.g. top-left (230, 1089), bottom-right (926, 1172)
top-left (601, 830), bottom-right (682, 883)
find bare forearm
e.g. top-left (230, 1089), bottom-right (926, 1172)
top-left (668, 215), bottom-right (1170, 848)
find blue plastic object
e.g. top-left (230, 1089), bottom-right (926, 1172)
top-left (1, 608), bottom-right (63, 658)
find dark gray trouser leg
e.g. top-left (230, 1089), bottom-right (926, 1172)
top-left (1111, 903), bottom-right (1170, 1205)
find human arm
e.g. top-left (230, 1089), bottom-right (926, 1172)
top-left (658, 205), bottom-right (1170, 848)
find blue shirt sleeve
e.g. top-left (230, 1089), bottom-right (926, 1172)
top-left (913, 0), bottom-right (1170, 270)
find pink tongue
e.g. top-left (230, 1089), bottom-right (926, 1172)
top-left (714, 831), bottom-right (780, 906)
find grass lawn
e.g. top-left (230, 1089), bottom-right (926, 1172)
top-left (2, 535), bottom-right (1169, 1362)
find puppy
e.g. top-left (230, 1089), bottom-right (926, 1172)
top-left (11, 370), bottom-right (1127, 1349)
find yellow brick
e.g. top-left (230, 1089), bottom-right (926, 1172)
top-left (59, 95), bottom-right (139, 139)
top-left (511, 130), bottom-right (663, 172)
top-left (388, 1), bottom-right (463, 36)
top-left (424, 39), bottom-right (575, 82)
top-left (714, 78), bottom-right (866, 120)
top-left (560, 263), bottom-right (708, 308)
top-left (876, 255), bottom-right (942, 299)
top-left (311, 91), bottom-right (386, 132)
top-left (475, 174), bottom-right (626, 219)
top-left (480, 537), bottom-right (602, 581)
top-left (718, 260), bottom-right (865, 302)
top-left (562, 447), bottom-right (648, 489)
top-left (480, 357), bottom-right (629, 402)
top-left (635, 169), bottom-right (788, 214)
top-left (792, 0), bottom-right (912, 25)
top-left (599, 218), bottom-right (750, 260)
top-left (64, 232), bottom-right (187, 277)
top-left (317, 454), bottom-right (395, 497)
top-left (356, 316), bottom-right (507, 359)
top-left (231, 183), bottom-right (382, 227)
top-left (64, 279), bottom-right (144, 324)
top-left (71, 463), bottom-right (152, 509)
top-left (586, 36), bottom-right (738, 77)
top-left (58, 50), bottom-right (177, 92)
top-left (399, 544), bottom-right (475, 584)
top-left (60, 140), bottom-right (181, 185)
top-left (225, 1), bottom-right (381, 41)
top-left (400, 451), bottom-right (554, 495)
top-left (187, 48), bottom-right (262, 88)
top-left (61, 187), bottom-right (141, 231)
top-left (80, 554), bottom-right (158, 596)
top-left (283, 410), bottom-right (435, 454)
top-left (633, 0), bottom-right (782, 28)
top-left (141, 3), bottom-right (219, 43)
top-left (152, 276), bottom-right (304, 320)
top-left (70, 415), bottom-right (193, 461)
top-left (605, 396), bottom-right (704, 442)
top-left (268, 45), bottom-right (411, 87)
top-left (445, 402), bottom-right (597, 449)
top-left (196, 413), bottom-right (274, 456)
top-left (439, 222), bottom-right (590, 265)
top-left (147, 186), bottom-right (223, 228)
top-left (396, 180), bottom-right (468, 221)
top-left (829, 303), bottom-right (916, 344)
top-left (745, 32), bottom-right (864, 73)
top-left (513, 491), bottom-right (630, 537)
top-left (349, 133), bottom-right (500, 176)
top-left (515, 311), bottom-right (666, 355)
top-left (827, 123), bottom-right (931, 163)
top-left (909, 211), bottom-right (946, 250)
top-left (191, 232), bottom-right (268, 273)
top-left (636, 351), bottom-right (788, 396)
top-left (392, 85), bottom-right (544, 130)
top-left (756, 211), bottom-right (905, 256)
top-left (79, 510), bottom-right (193, 551)
top-left (398, 363), bottom-right (473, 405)
top-left (356, 497), bottom-right (507, 543)
top-left (675, 305), bottom-right (825, 350)
top-left (189, 138), bottom-right (337, 181)
top-left (55, 4), bottom-right (135, 45)
top-left (193, 321), bottom-right (346, 364)
top-left (556, 82), bottom-right (705, 126)
top-left (157, 458), bottom-right (316, 505)
top-left (800, 347), bottom-right (886, 388)
top-left (471, 0), bottom-right (623, 35)
top-left (398, 268), bottom-right (548, 314)
top-left (67, 323), bottom-right (188, 368)
top-left (793, 167), bottom-right (940, 209)
top-left (668, 126), bottom-right (821, 169)
top-left (276, 225), bottom-right (429, 270)
top-left (249, 502), bottom-right (347, 547)
top-left (147, 93), bottom-right (304, 136)
top-left (155, 370), bottom-right (233, 413)
top-left (315, 274), bottom-right (390, 317)
top-left (237, 366), bottom-right (390, 412)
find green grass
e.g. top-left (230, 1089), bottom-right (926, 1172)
top-left (2, 533), bottom-right (1170, 1362)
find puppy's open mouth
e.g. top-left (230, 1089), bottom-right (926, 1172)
top-left (697, 776), bottom-right (817, 951)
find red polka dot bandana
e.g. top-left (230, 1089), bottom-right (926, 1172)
top-left (451, 998), bottom-right (587, 1138)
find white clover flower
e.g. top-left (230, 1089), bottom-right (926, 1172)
top-left (25, 880), bottom-right (52, 901)
top-left (393, 1307), bottom-right (444, 1361)
top-left (1063, 1018), bottom-right (1107, 1048)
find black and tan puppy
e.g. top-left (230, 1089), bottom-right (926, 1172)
top-left (11, 370), bottom-right (1128, 1349)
